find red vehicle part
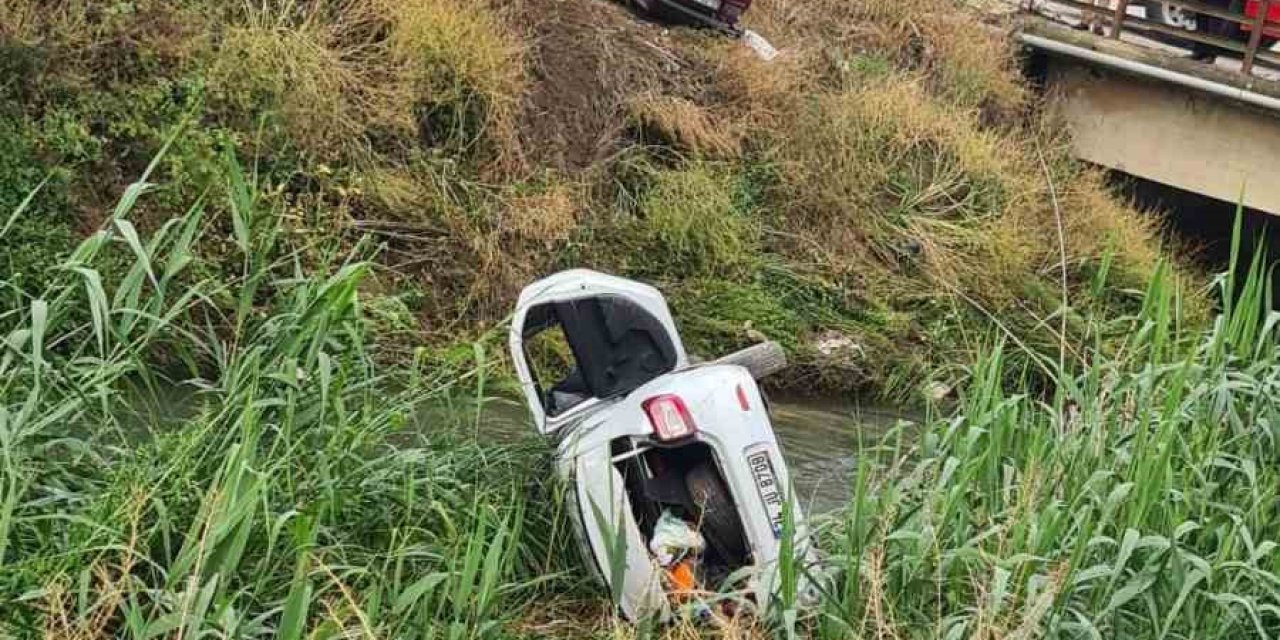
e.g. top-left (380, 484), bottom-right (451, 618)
top-left (1244, 0), bottom-right (1280, 37)
top-left (643, 394), bottom-right (697, 442)
top-left (634, 0), bottom-right (753, 34)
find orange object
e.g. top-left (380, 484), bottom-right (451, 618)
top-left (664, 558), bottom-right (697, 595)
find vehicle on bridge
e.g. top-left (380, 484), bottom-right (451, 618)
top-left (1143, 1), bottom-right (1279, 61)
top-left (1016, 1), bottom-right (1280, 216)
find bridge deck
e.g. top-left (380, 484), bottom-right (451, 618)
top-left (1017, 14), bottom-right (1280, 110)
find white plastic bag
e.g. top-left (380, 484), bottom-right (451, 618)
top-left (649, 510), bottom-right (704, 567)
top-left (742, 30), bottom-right (779, 62)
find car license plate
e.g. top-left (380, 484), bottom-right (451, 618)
top-left (688, 0), bottom-right (722, 10)
top-left (746, 445), bottom-right (785, 538)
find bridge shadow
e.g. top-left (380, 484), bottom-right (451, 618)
top-left (1111, 172), bottom-right (1280, 308)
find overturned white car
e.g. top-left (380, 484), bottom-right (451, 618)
top-left (509, 269), bottom-right (817, 620)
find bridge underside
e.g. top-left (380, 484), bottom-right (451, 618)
top-left (1045, 59), bottom-right (1280, 215)
top-left (1016, 14), bottom-right (1280, 216)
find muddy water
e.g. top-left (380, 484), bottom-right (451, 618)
top-left (477, 396), bottom-right (918, 514)
top-left (119, 378), bottom-right (914, 513)
top-left (768, 399), bottom-right (917, 514)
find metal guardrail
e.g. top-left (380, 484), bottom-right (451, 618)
top-left (1017, 32), bottom-right (1280, 109)
top-left (1045, 0), bottom-right (1278, 75)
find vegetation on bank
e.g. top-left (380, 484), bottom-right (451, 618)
top-left (9, 1), bottom-right (1273, 637)
top-left (0, 163), bottom-right (571, 638)
top-left (3, 157), bottom-right (1279, 638)
top-left (814, 236), bottom-right (1280, 639)
top-left (0, 0), bottom-right (1197, 400)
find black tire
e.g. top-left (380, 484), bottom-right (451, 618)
top-left (684, 462), bottom-right (749, 562)
top-left (1143, 1), bottom-right (1200, 31)
top-left (1140, 1), bottom-right (1219, 49)
top-left (1143, 0), bottom-right (1251, 58)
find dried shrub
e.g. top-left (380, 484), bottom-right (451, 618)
top-left (627, 94), bottom-right (741, 158)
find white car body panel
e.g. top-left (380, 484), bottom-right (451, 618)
top-left (511, 270), bottom-right (816, 620)
top-left (510, 269), bottom-right (688, 435)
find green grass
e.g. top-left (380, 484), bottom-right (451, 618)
top-left (0, 115), bottom-right (78, 302)
top-left (3, 151), bottom-right (1280, 639)
top-left (802, 213), bottom-right (1280, 638)
top-left (0, 154), bottom-right (575, 638)
top-left (635, 163), bottom-right (758, 279)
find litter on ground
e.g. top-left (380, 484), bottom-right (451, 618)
top-left (650, 509), bottom-right (706, 567)
top-left (742, 30), bottom-right (779, 61)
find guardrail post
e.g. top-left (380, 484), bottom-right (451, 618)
top-left (1111, 0), bottom-right (1130, 39)
top-left (1244, 0), bottom-right (1271, 74)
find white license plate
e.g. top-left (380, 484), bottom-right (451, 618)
top-left (746, 445), bottom-right (785, 538)
top-left (688, 0), bottom-right (722, 10)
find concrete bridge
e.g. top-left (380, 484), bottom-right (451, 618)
top-left (1015, 2), bottom-right (1280, 215)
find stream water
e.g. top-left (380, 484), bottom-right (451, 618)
top-left (475, 396), bottom-right (918, 514)
top-left (120, 380), bottom-right (917, 514)
top-left (767, 400), bottom-right (917, 513)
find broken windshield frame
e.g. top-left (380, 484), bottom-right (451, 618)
top-left (520, 295), bottom-right (680, 418)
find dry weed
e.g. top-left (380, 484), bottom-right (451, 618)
top-left (212, 22), bottom-right (407, 158)
top-left (505, 182), bottom-right (580, 244)
top-left (207, 0), bottom-right (525, 164)
top-left (38, 489), bottom-right (148, 640)
top-left (864, 546), bottom-right (901, 640)
top-left (381, 0), bottom-right (527, 168)
top-left (714, 47), bottom-right (810, 128)
top-left (2, 0), bottom-right (209, 86)
top-left (628, 94), bottom-right (741, 158)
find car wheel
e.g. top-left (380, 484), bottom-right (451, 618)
top-left (1143, 1), bottom-right (1199, 30)
top-left (685, 462), bottom-right (749, 562)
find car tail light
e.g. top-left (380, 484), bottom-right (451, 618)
top-left (643, 394), bottom-right (697, 441)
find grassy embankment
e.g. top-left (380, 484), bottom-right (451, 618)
top-left (3, 154), bottom-right (1280, 638)
top-left (0, 0), bottom-right (1196, 400)
top-left (9, 0), bottom-right (1278, 638)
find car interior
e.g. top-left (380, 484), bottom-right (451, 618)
top-left (521, 295), bottom-right (679, 416)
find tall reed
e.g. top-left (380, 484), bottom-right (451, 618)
top-left (0, 151), bottom-right (559, 639)
top-left (7, 146), bottom-right (1280, 640)
top-left (808, 210), bottom-right (1280, 638)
